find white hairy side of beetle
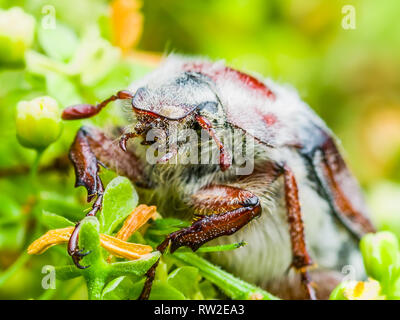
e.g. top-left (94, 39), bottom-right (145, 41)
top-left (124, 55), bottom-right (365, 296)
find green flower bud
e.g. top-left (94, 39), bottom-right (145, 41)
top-left (330, 279), bottom-right (384, 300)
top-left (16, 96), bottom-right (62, 151)
top-left (0, 7), bottom-right (36, 63)
top-left (360, 231), bottom-right (400, 282)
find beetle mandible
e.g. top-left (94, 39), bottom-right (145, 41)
top-left (62, 55), bottom-right (375, 300)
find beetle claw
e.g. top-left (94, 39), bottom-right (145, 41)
top-left (76, 249), bottom-right (92, 257)
top-left (70, 247), bottom-right (91, 269)
top-left (71, 254), bottom-right (90, 269)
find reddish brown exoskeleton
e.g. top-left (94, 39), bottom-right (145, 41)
top-left (62, 56), bottom-right (375, 300)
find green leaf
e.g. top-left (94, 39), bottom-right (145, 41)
top-left (129, 279), bottom-right (186, 300)
top-left (98, 176), bottom-right (138, 234)
top-left (150, 280), bottom-right (186, 300)
top-left (199, 280), bottom-right (218, 299)
top-left (108, 251), bottom-right (161, 278)
top-left (101, 276), bottom-right (137, 300)
top-left (38, 195), bottom-right (85, 221)
top-left (167, 266), bottom-right (201, 299)
top-left (41, 211), bottom-right (74, 229)
top-left (37, 23), bottom-right (79, 62)
top-left (172, 252), bottom-right (278, 300)
top-left (101, 276), bottom-right (126, 300)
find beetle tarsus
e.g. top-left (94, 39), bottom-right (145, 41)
top-left (75, 248), bottom-right (92, 257)
top-left (67, 222), bottom-right (90, 269)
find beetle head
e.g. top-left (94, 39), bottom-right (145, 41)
top-left (62, 70), bottom-right (231, 170)
top-left (131, 71), bottom-right (222, 119)
top-left (125, 71), bottom-right (230, 169)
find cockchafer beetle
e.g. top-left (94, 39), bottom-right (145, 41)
top-left (62, 55), bottom-right (375, 300)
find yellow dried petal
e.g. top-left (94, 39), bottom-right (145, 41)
top-left (116, 204), bottom-right (156, 241)
top-left (28, 226), bottom-right (153, 261)
top-left (27, 227), bottom-right (73, 255)
top-left (100, 233), bottom-right (152, 260)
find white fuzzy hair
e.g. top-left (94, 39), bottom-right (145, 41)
top-left (124, 55), bottom-right (365, 290)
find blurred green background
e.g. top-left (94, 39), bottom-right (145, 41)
top-left (0, 0), bottom-right (399, 299)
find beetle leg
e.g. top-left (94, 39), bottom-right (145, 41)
top-left (283, 164), bottom-right (316, 300)
top-left (318, 136), bottom-right (375, 237)
top-left (67, 126), bottom-right (146, 268)
top-left (161, 186), bottom-right (261, 253)
top-left (300, 131), bottom-right (375, 239)
top-left (139, 184), bottom-right (262, 300)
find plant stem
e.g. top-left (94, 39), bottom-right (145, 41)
top-left (0, 252), bottom-right (30, 287)
top-left (176, 241), bottom-right (247, 253)
top-left (30, 149), bottom-right (44, 189)
top-left (87, 275), bottom-right (107, 300)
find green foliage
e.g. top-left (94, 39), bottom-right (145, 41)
top-left (167, 266), bottom-right (202, 299)
top-left (37, 22), bottom-right (79, 62)
top-left (41, 211), bottom-right (74, 229)
top-left (331, 231), bottom-right (400, 300)
top-left (99, 176), bottom-right (139, 234)
top-left (52, 214), bottom-right (161, 300)
top-left (360, 232), bottom-right (400, 299)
